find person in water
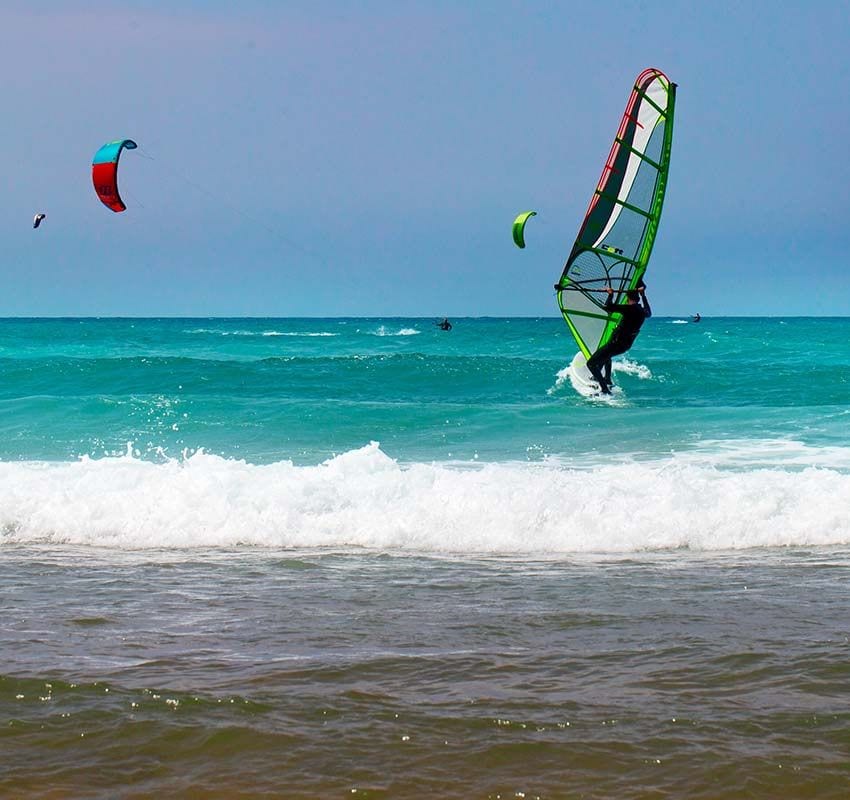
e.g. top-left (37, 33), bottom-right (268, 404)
top-left (586, 281), bottom-right (651, 394)
top-left (438, 318), bottom-right (452, 331)
top-left (692, 313), bottom-right (701, 323)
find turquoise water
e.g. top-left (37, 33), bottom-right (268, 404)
top-left (3, 317), bottom-right (850, 798)
top-left (2, 316), bottom-right (848, 466)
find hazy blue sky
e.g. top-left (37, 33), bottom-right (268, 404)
top-left (1, 0), bottom-right (848, 316)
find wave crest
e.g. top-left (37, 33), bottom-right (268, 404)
top-left (3, 443), bottom-right (850, 554)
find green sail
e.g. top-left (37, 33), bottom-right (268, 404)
top-left (555, 69), bottom-right (676, 358)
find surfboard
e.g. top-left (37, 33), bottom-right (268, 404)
top-left (568, 351), bottom-right (603, 397)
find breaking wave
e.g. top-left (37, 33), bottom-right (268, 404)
top-left (3, 441), bottom-right (850, 554)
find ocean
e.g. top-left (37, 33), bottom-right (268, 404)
top-left (2, 316), bottom-right (849, 798)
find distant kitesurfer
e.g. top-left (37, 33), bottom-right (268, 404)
top-left (692, 313), bottom-right (701, 323)
top-left (33, 213), bottom-right (46, 229)
top-left (586, 281), bottom-right (651, 394)
top-left (438, 318), bottom-right (452, 331)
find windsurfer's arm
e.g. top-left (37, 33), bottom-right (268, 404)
top-left (604, 293), bottom-right (630, 315)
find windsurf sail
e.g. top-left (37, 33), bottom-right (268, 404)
top-left (555, 69), bottom-right (676, 358)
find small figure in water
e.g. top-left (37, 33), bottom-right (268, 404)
top-left (33, 213), bottom-right (46, 229)
top-left (692, 313), bottom-right (701, 323)
top-left (586, 281), bottom-right (651, 394)
top-left (437, 318), bottom-right (452, 331)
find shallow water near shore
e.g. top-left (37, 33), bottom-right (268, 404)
top-left (3, 546), bottom-right (850, 798)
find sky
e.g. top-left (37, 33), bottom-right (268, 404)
top-left (1, 0), bottom-right (848, 316)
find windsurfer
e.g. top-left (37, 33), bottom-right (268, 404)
top-left (586, 282), bottom-right (651, 393)
top-left (438, 318), bottom-right (452, 331)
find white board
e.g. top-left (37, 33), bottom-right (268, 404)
top-left (568, 351), bottom-right (602, 397)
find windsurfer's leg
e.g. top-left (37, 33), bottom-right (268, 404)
top-left (600, 342), bottom-right (632, 390)
top-left (586, 347), bottom-right (612, 392)
top-left (586, 352), bottom-right (603, 382)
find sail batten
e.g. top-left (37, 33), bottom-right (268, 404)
top-left (593, 191), bottom-right (654, 219)
top-left (613, 138), bottom-right (663, 170)
top-left (633, 88), bottom-right (667, 116)
top-left (556, 68), bottom-right (676, 359)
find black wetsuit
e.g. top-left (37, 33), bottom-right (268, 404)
top-left (586, 293), bottom-right (651, 391)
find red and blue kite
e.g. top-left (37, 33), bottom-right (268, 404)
top-left (91, 139), bottom-right (137, 212)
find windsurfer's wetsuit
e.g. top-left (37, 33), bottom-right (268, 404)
top-left (586, 292), bottom-right (651, 393)
top-left (438, 319), bottom-right (452, 331)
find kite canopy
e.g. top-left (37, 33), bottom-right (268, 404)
top-left (512, 211), bottom-right (537, 249)
top-left (555, 69), bottom-right (676, 359)
top-left (92, 139), bottom-right (138, 212)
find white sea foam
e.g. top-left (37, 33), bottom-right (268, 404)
top-left (371, 326), bottom-right (420, 337)
top-left (548, 364), bottom-right (572, 395)
top-left (548, 358), bottom-right (649, 396)
top-left (185, 329), bottom-right (258, 336)
top-left (185, 328), bottom-right (337, 337)
top-left (678, 438), bottom-right (850, 470)
top-left (612, 358), bottom-right (652, 380)
top-left (260, 332), bottom-right (337, 337)
top-left (670, 319), bottom-right (688, 324)
top-left (3, 441), bottom-right (850, 554)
